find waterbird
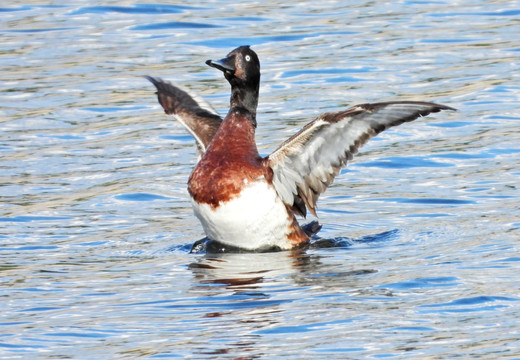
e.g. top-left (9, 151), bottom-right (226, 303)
top-left (146, 46), bottom-right (455, 251)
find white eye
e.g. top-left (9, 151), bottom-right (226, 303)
top-left (245, 55), bottom-right (251, 62)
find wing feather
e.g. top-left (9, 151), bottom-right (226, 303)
top-left (267, 101), bottom-right (455, 217)
top-left (145, 76), bottom-right (222, 154)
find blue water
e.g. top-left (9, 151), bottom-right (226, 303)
top-left (1, 1), bottom-right (519, 359)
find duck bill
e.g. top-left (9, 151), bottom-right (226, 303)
top-left (205, 56), bottom-right (235, 74)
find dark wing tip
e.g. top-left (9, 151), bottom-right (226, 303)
top-left (419, 102), bottom-right (457, 113)
top-left (430, 102), bottom-right (457, 112)
top-left (143, 75), bottom-right (170, 94)
top-left (143, 76), bottom-right (179, 115)
top-left (358, 101), bottom-right (456, 111)
top-left (143, 75), bottom-right (159, 87)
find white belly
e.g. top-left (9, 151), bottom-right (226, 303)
top-left (190, 181), bottom-right (294, 250)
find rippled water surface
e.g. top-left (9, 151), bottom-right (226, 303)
top-left (1, 1), bottom-right (519, 359)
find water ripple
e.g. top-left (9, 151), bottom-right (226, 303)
top-left (69, 4), bottom-right (197, 15)
top-left (132, 22), bottom-right (222, 31)
top-left (1, 1), bottom-right (519, 359)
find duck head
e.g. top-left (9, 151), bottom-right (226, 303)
top-left (206, 45), bottom-right (260, 115)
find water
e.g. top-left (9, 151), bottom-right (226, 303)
top-left (1, 1), bottom-right (519, 358)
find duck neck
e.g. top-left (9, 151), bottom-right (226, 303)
top-left (229, 81), bottom-right (259, 119)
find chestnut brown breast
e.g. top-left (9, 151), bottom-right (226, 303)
top-left (188, 109), bottom-right (267, 209)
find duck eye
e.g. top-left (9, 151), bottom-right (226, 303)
top-left (245, 55), bottom-right (251, 62)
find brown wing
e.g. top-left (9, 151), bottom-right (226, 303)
top-left (267, 101), bottom-right (456, 217)
top-left (145, 76), bottom-right (222, 154)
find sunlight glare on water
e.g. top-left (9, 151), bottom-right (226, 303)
top-left (1, 1), bottom-right (519, 359)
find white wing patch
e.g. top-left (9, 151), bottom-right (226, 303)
top-left (172, 114), bottom-right (207, 153)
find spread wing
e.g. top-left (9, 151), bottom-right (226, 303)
top-left (145, 76), bottom-right (222, 155)
top-left (267, 101), bottom-right (456, 217)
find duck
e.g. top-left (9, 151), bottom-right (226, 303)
top-left (146, 45), bottom-right (455, 252)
